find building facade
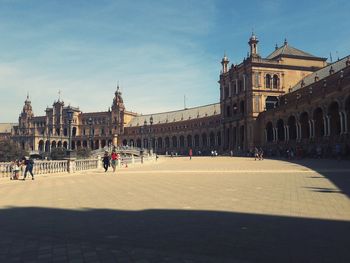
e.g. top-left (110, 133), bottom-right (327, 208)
top-left (7, 34), bottom-right (350, 156)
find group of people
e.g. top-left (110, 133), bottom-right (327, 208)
top-left (10, 157), bottom-right (35, 180)
top-left (102, 150), bottom-right (120, 172)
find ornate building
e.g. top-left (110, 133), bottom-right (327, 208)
top-left (8, 34), bottom-right (350, 156)
top-left (11, 87), bottom-right (137, 153)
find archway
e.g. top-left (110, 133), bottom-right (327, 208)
top-left (63, 141), bottom-right (68, 149)
top-left (129, 139), bottom-right (134, 147)
top-left (209, 132), bottom-right (215, 147)
top-left (313, 108), bottom-right (324, 138)
top-left (187, 135), bottom-right (192, 148)
top-left (202, 133), bottom-right (207, 147)
top-left (72, 141), bottom-right (76, 150)
top-left (300, 112), bottom-right (309, 139)
top-left (38, 140), bottom-right (44, 152)
top-left (172, 136), bottom-right (177, 148)
top-left (265, 74), bottom-right (271, 88)
top-left (122, 139), bottom-right (127, 146)
top-left (266, 122), bottom-right (273, 142)
top-left (272, 74), bottom-right (279, 89)
top-left (165, 137), bottom-right (170, 148)
top-left (277, 119), bottom-right (285, 141)
top-left (328, 101), bottom-right (341, 136)
top-left (101, 140), bottom-right (107, 148)
top-left (57, 141), bottom-right (62, 148)
top-left (179, 135), bottom-right (185, 148)
top-left (194, 134), bottom-right (200, 148)
top-left (157, 137), bottom-right (163, 149)
top-left (136, 139), bottom-right (141, 148)
top-left (288, 116), bottom-right (297, 140)
top-left (82, 140), bottom-right (87, 148)
top-left (76, 140), bottom-right (81, 149)
top-left (45, 141), bottom-right (50, 152)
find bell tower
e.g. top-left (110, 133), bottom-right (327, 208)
top-left (111, 84), bottom-right (125, 136)
top-left (248, 32), bottom-right (259, 57)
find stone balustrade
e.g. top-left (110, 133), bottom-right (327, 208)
top-left (0, 154), bottom-right (156, 178)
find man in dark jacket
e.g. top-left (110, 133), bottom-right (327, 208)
top-left (23, 157), bottom-right (34, 180)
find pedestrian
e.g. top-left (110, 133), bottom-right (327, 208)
top-left (102, 151), bottom-right (110, 172)
top-left (23, 157), bottom-right (34, 180)
top-left (10, 160), bottom-right (20, 180)
top-left (258, 147), bottom-right (264, 160)
top-left (254, 147), bottom-right (259, 160)
top-left (110, 150), bottom-right (118, 172)
top-left (189, 148), bottom-right (193, 160)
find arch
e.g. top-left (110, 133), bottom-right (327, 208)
top-left (122, 139), bottom-right (127, 146)
top-left (346, 96), bottom-right (350, 133)
top-left (165, 137), bottom-right (170, 148)
top-left (172, 136), bottom-right (177, 148)
top-left (187, 135), bottom-right (192, 147)
top-left (202, 133), bottom-right (207, 147)
top-left (52, 141), bottom-right (57, 148)
top-left (265, 74), bottom-right (272, 88)
top-left (194, 134), bottom-right (200, 148)
top-left (57, 141), bottom-right (62, 148)
top-left (38, 140), bottom-right (44, 152)
top-left (45, 141), bottom-right (50, 152)
top-left (72, 141), bottom-right (76, 150)
top-left (288, 116), bottom-right (297, 140)
top-left (276, 119), bottom-right (285, 141)
top-left (328, 101), bottom-right (341, 136)
top-left (101, 139), bottom-right (107, 148)
top-left (209, 132), bottom-right (215, 147)
top-left (157, 137), bottom-right (163, 149)
top-left (107, 139), bottom-right (113, 147)
top-left (266, 122), bottom-right (273, 142)
top-left (217, 131), bottom-right (221, 146)
top-left (272, 74), bottom-right (279, 89)
top-left (313, 108), bottom-right (324, 138)
top-left (82, 140), bottom-right (87, 148)
top-left (76, 140), bottom-right (82, 149)
top-left (179, 135), bottom-right (185, 148)
top-left (300, 112), bottom-right (310, 139)
top-left (240, 101), bottom-right (245, 114)
top-left (94, 140), bottom-right (99, 150)
top-left (136, 138), bottom-right (141, 148)
top-left (63, 141), bottom-right (68, 149)
top-left (129, 139), bottom-right (134, 147)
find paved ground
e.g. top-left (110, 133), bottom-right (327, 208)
top-left (0, 157), bottom-right (350, 262)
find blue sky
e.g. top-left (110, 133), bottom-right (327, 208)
top-left (0, 0), bottom-right (349, 122)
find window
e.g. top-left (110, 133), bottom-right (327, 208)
top-left (265, 74), bottom-right (271, 88)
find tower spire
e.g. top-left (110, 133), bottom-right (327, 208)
top-left (248, 32), bottom-right (259, 57)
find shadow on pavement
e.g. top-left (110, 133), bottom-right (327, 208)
top-left (276, 158), bottom-right (350, 198)
top-left (0, 207), bottom-right (349, 262)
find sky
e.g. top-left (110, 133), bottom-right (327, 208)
top-left (0, 0), bottom-right (349, 122)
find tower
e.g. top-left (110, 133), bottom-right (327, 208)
top-left (111, 84), bottom-right (125, 135)
top-left (248, 32), bottom-right (259, 57)
top-left (221, 53), bottom-right (229, 73)
top-left (19, 94), bottom-right (34, 131)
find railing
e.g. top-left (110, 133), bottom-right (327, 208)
top-left (76, 159), bottom-right (99, 171)
top-left (0, 154), bottom-right (156, 178)
top-left (0, 162), bottom-right (12, 178)
top-left (33, 160), bottom-right (68, 175)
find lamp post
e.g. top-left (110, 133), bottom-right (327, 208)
top-left (67, 108), bottom-right (73, 151)
top-left (88, 117), bottom-right (93, 149)
top-left (149, 115), bottom-right (153, 154)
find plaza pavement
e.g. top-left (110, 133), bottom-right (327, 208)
top-left (0, 156), bottom-right (350, 262)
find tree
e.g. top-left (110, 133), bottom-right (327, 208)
top-left (50, 147), bottom-right (67, 160)
top-left (0, 139), bottom-right (28, 162)
top-left (76, 148), bottom-right (91, 159)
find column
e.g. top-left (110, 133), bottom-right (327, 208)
top-left (308, 120), bottom-right (313, 138)
top-left (326, 115), bottom-right (331, 136)
top-left (323, 116), bottom-right (328, 137)
top-left (343, 111), bottom-right (348, 134)
top-left (339, 112), bottom-right (345, 134)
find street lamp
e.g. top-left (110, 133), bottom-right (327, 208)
top-left (67, 107), bottom-right (74, 151)
top-left (149, 115), bottom-right (153, 153)
top-left (88, 117), bottom-right (93, 149)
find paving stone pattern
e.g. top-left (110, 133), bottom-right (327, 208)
top-left (0, 157), bottom-right (350, 262)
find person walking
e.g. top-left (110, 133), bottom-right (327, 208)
top-left (23, 157), bottom-right (34, 180)
top-left (110, 150), bottom-right (118, 172)
top-left (189, 148), bottom-right (193, 160)
top-left (254, 147), bottom-right (259, 161)
top-left (102, 151), bottom-right (110, 172)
